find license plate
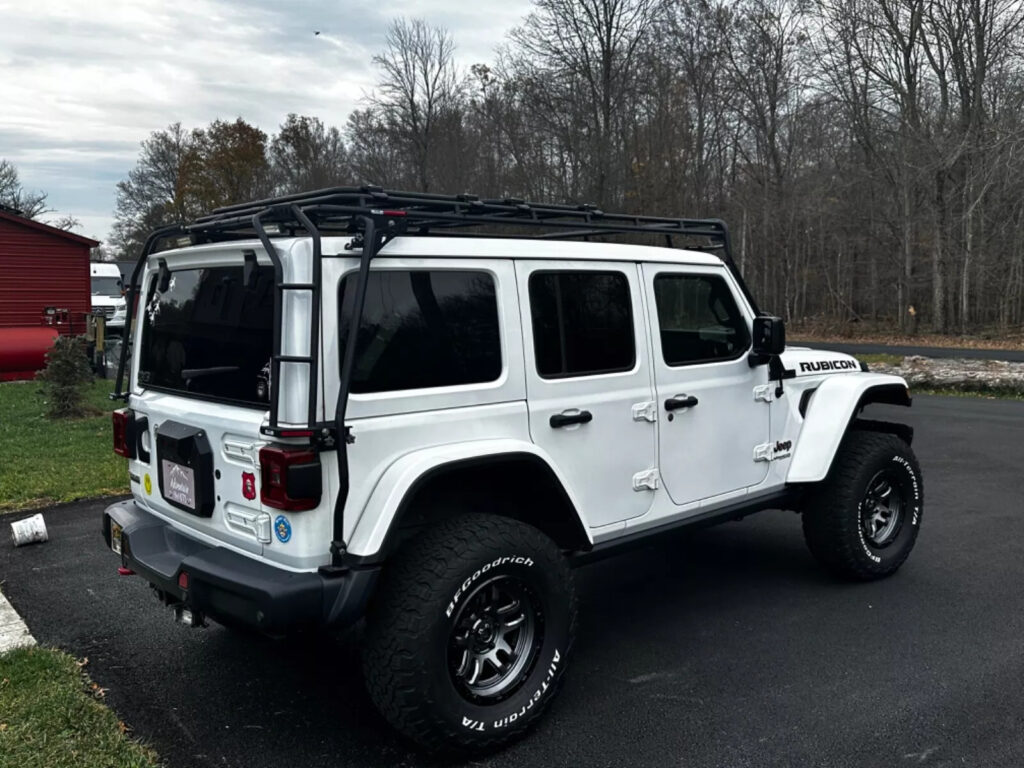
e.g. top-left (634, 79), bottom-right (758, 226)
top-left (110, 521), bottom-right (123, 555)
top-left (161, 459), bottom-right (196, 510)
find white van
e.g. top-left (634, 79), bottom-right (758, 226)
top-left (90, 262), bottom-right (127, 331)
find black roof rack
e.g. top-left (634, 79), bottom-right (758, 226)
top-left (188, 186), bottom-right (735, 250)
top-left (113, 186), bottom-right (757, 570)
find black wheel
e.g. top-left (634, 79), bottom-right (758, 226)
top-left (802, 430), bottom-right (923, 580)
top-left (362, 514), bottom-right (577, 754)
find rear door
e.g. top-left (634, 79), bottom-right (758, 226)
top-left (516, 261), bottom-right (657, 530)
top-left (641, 264), bottom-right (770, 505)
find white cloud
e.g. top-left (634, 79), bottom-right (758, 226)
top-left (0, 0), bottom-right (532, 244)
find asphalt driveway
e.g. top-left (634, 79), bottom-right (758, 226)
top-left (3, 394), bottom-right (1024, 767)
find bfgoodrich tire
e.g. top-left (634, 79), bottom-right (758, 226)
top-left (362, 514), bottom-right (577, 754)
top-left (802, 429), bottom-right (923, 580)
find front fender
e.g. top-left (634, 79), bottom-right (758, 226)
top-left (344, 438), bottom-right (587, 558)
top-left (787, 374), bottom-right (911, 484)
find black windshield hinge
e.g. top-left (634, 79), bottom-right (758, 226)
top-left (768, 356), bottom-right (796, 398)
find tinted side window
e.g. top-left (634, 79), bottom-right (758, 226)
top-left (653, 273), bottom-right (751, 365)
top-left (338, 270), bottom-right (501, 394)
top-left (529, 271), bottom-right (635, 378)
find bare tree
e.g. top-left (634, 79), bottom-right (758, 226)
top-left (508, 0), bottom-right (661, 206)
top-left (346, 108), bottom-right (407, 187)
top-left (0, 159), bottom-right (49, 218)
top-left (111, 123), bottom-right (192, 256)
top-left (270, 114), bottom-right (350, 194)
top-left (370, 18), bottom-right (462, 192)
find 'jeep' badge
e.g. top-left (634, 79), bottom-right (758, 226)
top-left (241, 472), bottom-right (256, 500)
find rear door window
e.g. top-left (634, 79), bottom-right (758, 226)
top-left (528, 271), bottom-right (635, 378)
top-left (338, 270), bottom-right (501, 393)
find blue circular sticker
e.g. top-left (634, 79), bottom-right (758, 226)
top-left (274, 515), bottom-right (292, 543)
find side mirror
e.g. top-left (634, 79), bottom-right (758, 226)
top-left (752, 316), bottom-right (785, 356)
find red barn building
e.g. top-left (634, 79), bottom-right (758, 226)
top-left (0, 204), bottom-right (99, 380)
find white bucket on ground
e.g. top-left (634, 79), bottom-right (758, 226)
top-left (10, 513), bottom-right (48, 547)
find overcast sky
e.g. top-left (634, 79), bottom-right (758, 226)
top-left (0, 0), bottom-right (533, 243)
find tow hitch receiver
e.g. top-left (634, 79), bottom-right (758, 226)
top-left (174, 605), bottom-right (206, 628)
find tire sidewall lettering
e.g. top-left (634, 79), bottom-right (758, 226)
top-left (459, 648), bottom-right (563, 733)
top-left (890, 454), bottom-right (923, 526)
top-left (446, 555), bottom-right (534, 618)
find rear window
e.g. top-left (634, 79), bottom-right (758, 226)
top-left (138, 265), bottom-right (275, 407)
top-left (338, 270), bottom-right (501, 393)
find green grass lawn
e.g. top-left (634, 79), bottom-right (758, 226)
top-left (0, 646), bottom-right (160, 768)
top-left (0, 379), bottom-right (127, 512)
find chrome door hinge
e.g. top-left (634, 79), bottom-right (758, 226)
top-left (753, 384), bottom-right (774, 403)
top-left (753, 440), bottom-right (793, 462)
top-left (632, 468), bottom-right (660, 491)
top-left (632, 401), bottom-right (657, 422)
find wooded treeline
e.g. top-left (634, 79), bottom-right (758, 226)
top-left (111, 0), bottom-right (1024, 333)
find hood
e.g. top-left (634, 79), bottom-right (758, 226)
top-left (779, 347), bottom-right (862, 378)
top-left (91, 295), bottom-right (126, 308)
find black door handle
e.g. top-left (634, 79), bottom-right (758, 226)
top-left (550, 410), bottom-right (593, 428)
top-left (664, 395), bottom-right (699, 411)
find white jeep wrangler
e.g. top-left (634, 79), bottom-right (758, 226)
top-left (104, 188), bottom-right (923, 753)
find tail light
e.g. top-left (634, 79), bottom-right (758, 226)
top-left (112, 409), bottom-right (133, 458)
top-left (259, 445), bottom-right (322, 511)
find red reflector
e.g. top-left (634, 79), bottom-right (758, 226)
top-left (276, 430), bottom-right (313, 438)
top-left (117, 566), bottom-right (135, 576)
top-left (112, 409), bottom-right (131, 458)
top-left (178, 572), bottom-right (189, 590)
top-left (381, 209), bottom-right (407, 216)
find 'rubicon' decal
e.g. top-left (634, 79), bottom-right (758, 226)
top-left (798, 359), bottom-right (858, 373)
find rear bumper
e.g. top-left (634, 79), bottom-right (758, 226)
top-left (102, 499), bottom-right (378, 632)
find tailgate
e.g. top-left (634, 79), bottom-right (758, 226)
top-left (128, 391), bottom-right (270, 556)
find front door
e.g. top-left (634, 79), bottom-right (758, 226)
top-left (517, 261), bottom-right (657, 529)
top-left (642, 264), bottom-right (770, 506)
